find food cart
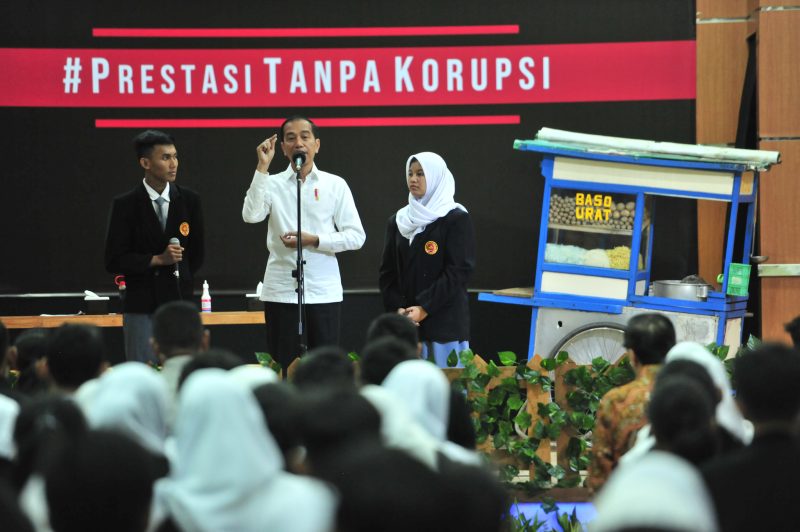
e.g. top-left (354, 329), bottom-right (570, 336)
top-left (479, 128), bottom-right (781, 363)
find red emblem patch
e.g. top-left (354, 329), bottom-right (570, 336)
top-left (424, 241), bottom-right (438, 255)
top-left (180, 222), bottom-right (190, 236)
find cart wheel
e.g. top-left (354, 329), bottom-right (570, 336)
top-left (548, 322), bottom-right (627, 365)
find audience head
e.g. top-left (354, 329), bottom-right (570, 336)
top-left (152, 301), bottom-right (207, 361)
top-left (12, 396), bottom-right (88, 489)
top-left (438, 457), bottom-right (509, 532)
top-left (45, 430), bottom-right (156, 532)
top-left (292, 346), bottom-right (355, 391)
top-left (228, 364), bottom-right (279, 390)
top-left (299, 387), bottom-right (381, 475)
top-left (360, 337), bottom-right (416, 386)
top-left (45, 324), bottom-right (106, 391)
top-left (9, 329), bottom-right (49, 395)
top-left (160, 369), bottom-right (336, 532)
top-left (657, 359), bottom-right (720, 406)
top-left (382, 360), bottom-right (450, 441)
top-left (78, 363), bottom-right (169, 457)
top-left (315, 441), bottom-right (451, 532)
top-left (734, 342), bottom-right (800, 425)
top-left (649, 375), bottom-right (716, 465)
top-left (252, 383), bottom-right (303, 471)
top-left (177, 348), bottom-right (243, 390)
top-left (784, 315), bottom-right (800, 348)
top-left (624, 313), bottom-right (676, 365)
top-left (0, 395), bottom-right (19, 463)
top-left (665, 341), bottom-right (751, 444)
top-left (592, 449), bottom-right (718, 532)
top-left (365, 312), bottom-right (420, 352)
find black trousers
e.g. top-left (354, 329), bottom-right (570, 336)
top-left (263, 301), bottom-right (341, 371)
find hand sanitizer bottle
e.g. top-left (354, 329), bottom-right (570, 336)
top-left (201, 280), bottom-right (212, 313)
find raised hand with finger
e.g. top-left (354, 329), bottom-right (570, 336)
top-left (256, 134), bottom-right (278, 174)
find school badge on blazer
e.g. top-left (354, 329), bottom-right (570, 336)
top-left (424, 241), bottom-right (438, 255)
top-left (180, 222), bottom-right (190, 236)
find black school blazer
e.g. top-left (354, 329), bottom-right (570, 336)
top-left (105, 183), bottom-right (204, 313)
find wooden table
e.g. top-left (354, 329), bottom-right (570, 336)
top-left (0, 311), bottom-right (265, 329)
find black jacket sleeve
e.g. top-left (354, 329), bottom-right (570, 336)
top-left (379, 215), bottom-right (405, 311)
top-left (104, 195), bottom-right (155, 275)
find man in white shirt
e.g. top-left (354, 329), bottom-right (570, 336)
top-left (242, 116), bottom-right (366, 372)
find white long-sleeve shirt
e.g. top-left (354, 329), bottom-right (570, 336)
top-left (242, 164), bottom-right (366, 303)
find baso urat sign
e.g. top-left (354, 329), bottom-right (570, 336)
top-left (0, 25), bottom-right (695, 127)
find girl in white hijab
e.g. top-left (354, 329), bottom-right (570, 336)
top-left (379, 152), bottom-right (475, 367)
top-left (150, 369), bottom-right (336, 532)
top-left (381, 360), bottom-right (480, 466)
top-left (77, 362), bottom-right (169, 459)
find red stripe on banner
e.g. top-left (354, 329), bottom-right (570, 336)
top-left (94, 115), bottom-right (521, 128)
top-left (92, 25), bottom-right (520, 38)
top-left (0, 41), bottom-right (695, 108)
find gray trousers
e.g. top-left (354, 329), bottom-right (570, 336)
top-left (122, 313), bottom-right (158, 364)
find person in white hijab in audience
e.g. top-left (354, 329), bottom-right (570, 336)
top-left (228, 363), bottom-right (279, 390)
top-left (0, 394), bottom-right (20, 462)
top-left (360, 384), bottom-right (440, 469)
top-left (150, 369), bottom-right (336, 532)
top-left (381, 359), bottom-right (481, 466)
top-left (621, 341), bottom-right (752, 465)
top-left (76, 362), bottom-right (169, 459)
top-left (592, 450), bottom-right (718, 532)
top-left (666, 341), bottom-right (752, 443)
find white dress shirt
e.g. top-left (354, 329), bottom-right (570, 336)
top-left (242, 164), bottom-right (366, 303)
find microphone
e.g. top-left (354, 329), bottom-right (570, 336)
top-left (293, 152), bottom-right (306, 172)
top-left (169, 237), bottom-right (181, 278)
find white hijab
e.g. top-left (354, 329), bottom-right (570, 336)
top-left (382, 360), bottom-right (450, 441)
top-left (360, 384), bottom-right (440, 469)
top-left (666, 341), bottom-right (752, 443)
top-left (228, 364), bottom-right (279, 390)
top-left (0, 393), bottom-right (20, 459)
top-left (395, 152), bottom-right (466, 242)
top-left (152, 369), bottom-right (335, 532)
top-left (381, 360), bottom-right (482, 466)
top-left (592, 450), bottom-right (718, 532)
top-left (77, 362), bottom-right (169, 456)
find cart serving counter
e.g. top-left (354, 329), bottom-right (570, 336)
top-left (479, 128), bottom-right (781, 363)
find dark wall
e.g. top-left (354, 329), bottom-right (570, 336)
top-left (0, 1), bottom-right (696, 358)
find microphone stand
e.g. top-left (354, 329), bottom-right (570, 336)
top-left (291, 163), bottom-right (308, 358)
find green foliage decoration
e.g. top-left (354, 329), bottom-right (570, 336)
top-left (452, 348), bottom-right (635, 490)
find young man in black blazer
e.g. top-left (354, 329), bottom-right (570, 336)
top-left (105, 130), bottom-right (204, 364)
